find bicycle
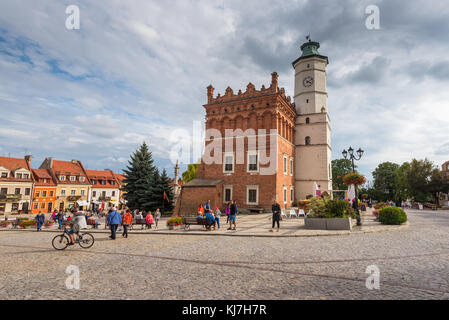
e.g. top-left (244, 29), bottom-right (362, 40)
top-left (52, 226), bottom-right (95, 250)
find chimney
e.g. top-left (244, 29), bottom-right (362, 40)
top-left (207, 85), bottom-right (214, 104)
top-left (24, 155), bottom-right (32, 161)
top-left (72, 159), bottom-right (78, 164)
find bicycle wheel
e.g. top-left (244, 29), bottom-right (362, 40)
top-left (78, 233), bottom-right (95, 249)
top-left (52, 234), bottom-right (70, 250)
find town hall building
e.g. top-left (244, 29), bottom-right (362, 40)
top-left (175, 38), bottom-right (332, 213)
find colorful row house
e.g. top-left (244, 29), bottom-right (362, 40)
top-left (86, 169), bottom-right (121, 210)
top-left (39, 158), bottom-right (91, 211)
top-left (31, 169), bottom-right (57, 214)
top-left (0, 156), bottom-right (33, 214)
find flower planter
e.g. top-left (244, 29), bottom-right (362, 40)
top-left (168, 224), bottom-right (174, 230)
top-left (304, 217), bottom-right (352, 230)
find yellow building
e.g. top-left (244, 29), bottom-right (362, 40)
top-left (39, 158), bottom-right (91, 211)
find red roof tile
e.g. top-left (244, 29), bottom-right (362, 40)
top-left (0, 156), bottom-right (33, 182)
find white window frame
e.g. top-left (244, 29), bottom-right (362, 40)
top-left (290, 157), bottom-right (294, 176)
top-left (223, 152), bottom-right (234, 174)
top-left (1, 172), bottom-right (8, 178)
top-left (71, 189), bottom-right (76, 195)
top-left (283, 154), bottom-right (288, 175)
top-left (283, 186), bottom-right (287, 204)
top-left (70, 176), bottom-right (76, 182)
top-left (16, 173), bottom-right (22, 179)
top-left (61, 189), bottom-right (66, 196)
top-left (80, 190), bottom-right (85, 196)
top-left (247, 150), bottom-right (259, 173)
top-left (223, 185), bottom-right (233, 203)
top-left (290, 186), bottom-right (294, 205)
top-left (246, 185), bottom-right (259, 205)
top-left (59, 175), bottom-right (65, 181)
top-left (79, 176), bottom-right (85, 182)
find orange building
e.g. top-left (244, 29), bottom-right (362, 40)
top-left (31, 169), bottom-right (57, 214)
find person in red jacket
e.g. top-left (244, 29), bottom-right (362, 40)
top-left (122, 209), bottom-right (133, 238)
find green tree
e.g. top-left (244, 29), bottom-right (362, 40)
top-left (331, 159), bottom-right (355, 193)
top-left (393, 162), bottom-right (411, 203)
top-left (372, 162), bottom-right (400, 202)
top-left (155, 168), bottom-right (175, 212)
top-left (405, 159), bottom-right (434, 202)
top-left (182, 163), bottom-right (199, 183)
top-left (428, 168), bottom-right (449, 204)
top-left (122, 142), bottom-right (158, 211)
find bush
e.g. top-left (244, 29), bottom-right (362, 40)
top-left (378, 207), bottom-right (407, 225)
top-left (19, 220), bottom-right (37, 228)
top-left (305, 194), bottom-right (313, 200)
top-left (307, 197), bottom-right (330, 218)
top-left (373, 202), bottom-right (388, 210)
top-left (326, 200), bottom-right (349, 218)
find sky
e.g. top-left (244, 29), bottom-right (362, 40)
top-left (0, 0), bottom-right (448, 181)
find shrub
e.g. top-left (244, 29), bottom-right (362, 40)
top-left (305, 194), bottom-right (313, 200)
top-left (378, 207), bottom-right (407, 225)
top-left (19, 220), bottom-right (37, 228)
top-left (0, 221), bottom-right (11, 228)
top-left (307, 196), bottom-right (330, 218)
top-left (166, 216), bottom-right (183, 226)
top-left (326, 200), bottom-right (349, 218)
top-left (373, 202), bottom-right (388, 210)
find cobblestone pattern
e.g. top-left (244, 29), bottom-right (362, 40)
top-left (0, 209), bottom-right (448, 299)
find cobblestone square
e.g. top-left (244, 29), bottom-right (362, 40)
top-left (0, 209), bottom-right (448, 300)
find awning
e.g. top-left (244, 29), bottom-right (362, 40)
top-left (77, 200), bottom-right (89, 206)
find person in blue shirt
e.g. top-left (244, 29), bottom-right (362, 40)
top-left (204, 200), bottom-right (211, 214)
top-left (205, 210), bottom-right (215, 230)
top-left (107, 207), bottom-right (122, 240)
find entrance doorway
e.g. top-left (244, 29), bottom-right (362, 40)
top-left (22, 202), bottom-right (29, 214)
top-left (59, 202), bottom-right (64, 211)
top-left (47, 202), bottom-right (53, 213)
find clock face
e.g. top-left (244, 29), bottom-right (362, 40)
top-left (303, 76), bottom-right (314, 87)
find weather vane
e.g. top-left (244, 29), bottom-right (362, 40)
top-left (306, 34), bottom-right (311, 41)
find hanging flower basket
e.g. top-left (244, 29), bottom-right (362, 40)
top-left (342, 172), bottom-right (366, 185)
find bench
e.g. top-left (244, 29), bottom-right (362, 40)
top-left (129, 218), bottom-right (153, 230)
top-left (182, 216), bottom-right (213, 231)
top-left (249, 208), bottom-right (264, 214)
top-left (87, 219), bottom-right (101, 228)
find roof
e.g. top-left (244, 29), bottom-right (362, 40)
top-left (0, 156), bottom-right (33, 183)
top-left (292, 40), bottom-right (328, 66)
top-left (86, 169), bottom-right (119, 189)
top-left (32, 169), bottom-right (56, 186)
top-left (182, 178), bottom-right (222, 188)
top-left (43, 159), bottom-right (90, 185)
top-left (115, 174), bottom-right (126, 182)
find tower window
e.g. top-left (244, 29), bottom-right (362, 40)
top-left (305, 136), bottom-right (311, 145)
top-left (306, 99), bottom-right (309, 103)
top-left (305, 117), bottom-right (310, 124)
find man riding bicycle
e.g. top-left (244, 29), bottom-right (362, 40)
top-left (67, 211), bottom-right (85, 245)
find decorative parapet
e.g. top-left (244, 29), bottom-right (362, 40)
top-left (205, 72), bottom-right (294, 108)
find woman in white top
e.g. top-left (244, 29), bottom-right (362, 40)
top-left (154, 208), bottom-right (161, 229)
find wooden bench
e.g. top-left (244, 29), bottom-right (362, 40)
top-left (249, 208), bottom-right (264, 214)
top-left (129, 218), bottom-right (153, 230)
top-left (182, 216), bottom-right (213, 231)
top-left (87, 219), bottom-right (101, 228)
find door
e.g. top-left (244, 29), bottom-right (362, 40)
top-left (22, 202), bottom-right (29, 214)
top-left (47, 202), bottom-right (52, 213)
top-left (59, 202), bottom-right (64, 211)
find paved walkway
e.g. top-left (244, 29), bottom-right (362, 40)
top-left (0, 208), bottom-right (407, 237)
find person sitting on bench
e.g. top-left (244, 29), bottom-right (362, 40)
top-left (205, 211), bottom-right (215, 230)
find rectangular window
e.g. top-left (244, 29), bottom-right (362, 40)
top-left (49, 191), bottom-right (54, 197)
top-left (93, 191), bottom-right (96, 197)
top-left (23, 173), bottom-right (29, 179)
top-left (42, 191), bottom-right (47, 197)
top-left (112, 191), bottom-right (116, 197)
top-left (223, 185), bottom-right (233, 203)
top-left (71, 190), bottom-right (76, 195)
top-left (41, 202), bottom-right (46, 209)
top-left (25, 188), bottom-right (30, 196)
top-left (16, 173), bottom-right (22, 179)
top-left (290, 158), bottom-right (293, 176)
top-left (290, 187), bottom-right (294, 204)
top-left (247, 151), bottom-right (258, 172)
top-left (61, 189), bottom-right (66, 196)
top-left (15, 188), bottom-right (20, 195)
top-left (80, 177), bottom-right (85, 182)
top-left (246, 185), bottom-right (259, 205)
top-left (223, 153), bottom-right (234, 173)
top-left (33, 203), bottom-right (38, 210)
top-left (1, 172), bottom-right (7, 178)
top-left (283, 155), bottom-right (288, 175)
top-left (59, 176), bottom-right (65, 181)
top-left (81, 190), bottom-right (85, 196)
top-left (102, 191), bottom-right (106, 198)
top-left (35, 191), bottom-right (40, 198)
top-left (1, 188), bottom-right (7, 194)
top-left (11, 203), bottom-right (19, 211)
top-left (283, 186), bottom-right (287, 204)
top-left (70, 176), bottom-right (76, 181)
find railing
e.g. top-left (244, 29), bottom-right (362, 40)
top-left (0, 194), bottom-right (22, 202)
top-left (98, 196), bottom-right (111, 201)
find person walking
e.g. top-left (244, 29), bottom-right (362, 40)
top-left (228, 200), bottom-right (237, 230)
top-left (57, 210), bottom-right (65, 230)
top-left (154, 208), bottom-right (161, 229)
top-left (107, 207), bottom-right (121, 240)
top-left (214, 206), bottom-right (221, 229)
top-left (122, 209), bottom-right (132, 238)
top-left (270, 199), bottom-right (281, 232)
top-left (35, 211), bottom-right (45, 232)
top-left (146, 211), bottom-right (154, 229)
top-left (225, 202), bottom-right (231, 223)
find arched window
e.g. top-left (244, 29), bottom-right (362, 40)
top-left (305, 117), bottom-right (310, 124)
top-left (305, 136), bottom-right (311, 145)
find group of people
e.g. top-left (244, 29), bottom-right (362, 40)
top-left (196, 199), bottom-right (238, 230)
top-left (106, 207), bottom-right (162, 240)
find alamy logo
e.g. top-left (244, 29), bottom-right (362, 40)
top-left (365, 265), bottom-right (380, 290)
top-left (65, 265), bottom-right (80, 290)
top-left (65, 5), bottom-right (80, 30)
top-left (365, 5), bottom-right (380, 30)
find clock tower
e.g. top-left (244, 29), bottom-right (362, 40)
top-left (292, 38), bottom-right (332, 199)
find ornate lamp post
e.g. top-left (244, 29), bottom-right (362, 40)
top-left (342, 147), bottom-right (364, 226)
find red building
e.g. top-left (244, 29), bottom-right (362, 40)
top-left (175, 72), bottom-right (296, 213)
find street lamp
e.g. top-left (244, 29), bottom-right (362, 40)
top-left (342, 146), bottom-right (364, 226)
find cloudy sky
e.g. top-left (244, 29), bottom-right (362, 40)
top-left (0, 0), bottom-right (448, 181)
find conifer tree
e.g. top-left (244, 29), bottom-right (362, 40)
top-left (159, 168), bottom-right (174, 212)
top-left (122, 142), bottom-right (157, 211)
